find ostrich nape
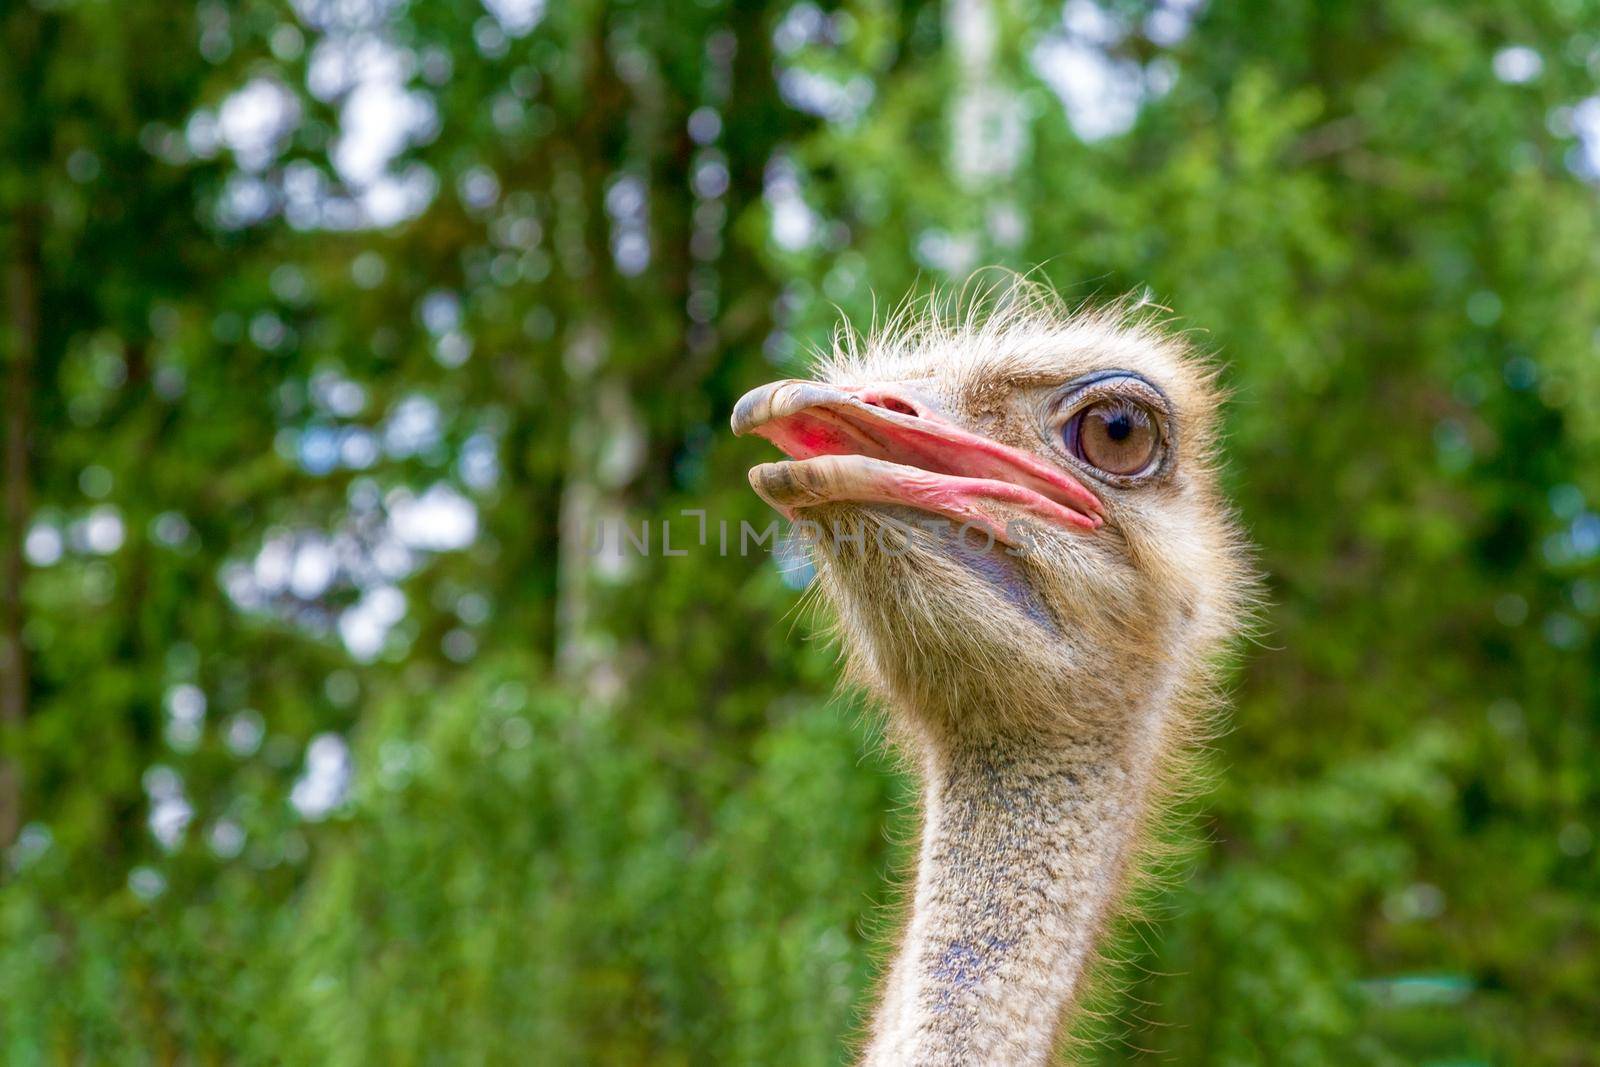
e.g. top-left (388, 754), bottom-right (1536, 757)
top-left (732, 284), bottom-right (1253, 1066)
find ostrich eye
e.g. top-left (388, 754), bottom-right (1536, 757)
top-left (1066, 399), bottom-right (1159, 477)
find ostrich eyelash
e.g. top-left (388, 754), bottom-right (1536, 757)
top-left (1053, 370), bottom-right (1170, 413)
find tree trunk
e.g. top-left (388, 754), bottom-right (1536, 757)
top-left (1, 204), bottom-right (39, 847)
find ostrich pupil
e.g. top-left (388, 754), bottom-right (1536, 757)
top-left (1107, 414), bottom-right (1131, 440)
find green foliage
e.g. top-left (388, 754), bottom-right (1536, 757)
top-left (2, 0), bottom-right (1598, 1063)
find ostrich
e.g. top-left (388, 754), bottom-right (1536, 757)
top-left (731, 285), bottom-right (1252, 1065)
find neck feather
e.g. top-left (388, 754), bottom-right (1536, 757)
top-left (862, 693), bottom-right (1171, 1066)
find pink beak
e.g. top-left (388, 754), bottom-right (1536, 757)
top-left (731, 379), bottom-right (1101, 544)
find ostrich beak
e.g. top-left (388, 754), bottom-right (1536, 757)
top-left (731, 379), bottom-right (1102, 544)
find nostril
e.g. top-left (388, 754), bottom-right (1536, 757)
top-left (862, 393), bottom-right (919, 418)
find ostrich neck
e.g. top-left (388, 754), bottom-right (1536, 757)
top-left (862, 698), bottom-right (1168, 1066)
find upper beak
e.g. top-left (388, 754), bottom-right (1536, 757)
top-left (731, 378), bottom-right (1102, 541)
top-left (732, 379), bottom-right (861, 437)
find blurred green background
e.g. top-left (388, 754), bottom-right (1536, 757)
top-left (2, 0), bottom-right (1598, 1063)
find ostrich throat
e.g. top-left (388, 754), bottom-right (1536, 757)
top-left (863, 685), bottom-right (1170, 1066)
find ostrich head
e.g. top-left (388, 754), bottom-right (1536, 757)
top-left (731, 284), bottom-right (1253, 1064)
top-left (733, 288), bottom-right (1248, 747)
